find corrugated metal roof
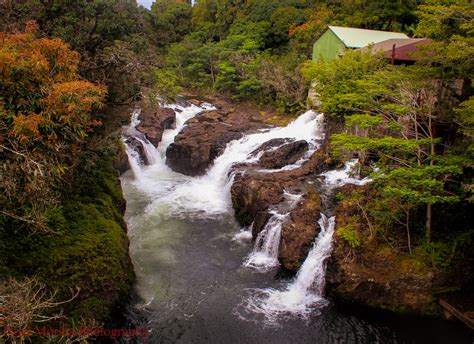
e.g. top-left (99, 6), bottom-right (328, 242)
top-left (360, 38), bottom-right (432, 61)
top-left (329, 26), bottom-right (409, 48)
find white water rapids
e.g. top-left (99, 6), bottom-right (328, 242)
top-left (240, 162), bottom-right (372, 323)
top-left (123, 101), bottom-right (370, 324)
top-left (244, 212), bottom-right (289, 270)
top-left (125, 103), bottom-right (325, 220)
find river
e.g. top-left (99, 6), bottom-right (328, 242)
top-left (120, 102), bottom-right (470, 343)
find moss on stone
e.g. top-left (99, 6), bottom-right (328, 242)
top-left (0, 138), bottom-right (134, 324)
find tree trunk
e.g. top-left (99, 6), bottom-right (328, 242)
top-left (406, 208), bottom-right (412, 253)
top-left (426, 204), bottom-right (432, 243)
top-left (426, 110), bottom-right (435, 243)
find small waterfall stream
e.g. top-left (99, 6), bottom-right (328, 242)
top-left (239, 161), bottom-right (372, 323)
top-left (244, 212), bottom-right (289, 270)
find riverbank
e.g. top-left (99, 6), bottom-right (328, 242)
top-left (0, 105), bottom-right (135, 336)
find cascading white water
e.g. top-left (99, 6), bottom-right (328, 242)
top-left (138, 136), bottom-right (161, 165)
top-left (141, 110), bottom-right (326, 219)
top-left (242, 214), bottom-right (335, 321)
top-left (123, 103), bottom-right (214, 202)
top-left (243, 191), bottom-right (303, 270)
top-left (240, 161), bottom-right (372, 322)
top-left (321, 159), bottom-right (373, 186)
top-left (291, 215), bottom-right (336, 297)
top-left (244, 212), bottom-right (288, 270)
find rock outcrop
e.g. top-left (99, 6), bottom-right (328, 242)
top-left (327, 246), bottom-right (435, 313)
top-left (123, 136), bottom-right (150, 165)
top-left (326, 184), bottom-right (436, 314)
top-left (279, 193), bottom-right (321, 270)
top-left (136, 106), bottom-right (176, 147)
top-left (257, 140), bottom-right (309, 169)
top-left (115, 142), bottom-right (131, 175)
top-left (166, 107), bottom-right (267, 176)
top-left (231, 150), bottom-right (328, 270)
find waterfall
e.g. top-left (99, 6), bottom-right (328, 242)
top-left (122, 103), bottom-right (213, 203)
top-left (244, 212), bottom-right (288, 270)
top-left (242, 214), bottom-right (335, 321)
top-left (292, 215), bottom-right (335, 296)
top-left (240, 161), bottom-right (372, 322)
top-left (123, 100), bottom-right (376, 323)
top-left (141, 110), bottom-right (326, 219)
top-left (244, 191), bottom-right (302, 270)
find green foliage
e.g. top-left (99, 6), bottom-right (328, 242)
top-left (415, 1), bottom-right (474, 40)
top-left (326, 0), bottom-right (419, 32)
top-left (151, 0), bottom-right (193, 44)
top-left (215, 61), bottom-right (239, 92)
top-left (337, 224), bottom-right (361, 249)
top-left (417, 228), bottom-right (474, 268)
top-left (146, 68), bottom-right (183, 103)
top-left (415, 1), bottom-right (474, 79)
top-left (302, 50), bottom-right (387, 117)
top-left (345, 113), bottom-right (383, 130)
top-left (0, 0), bottom-right (161, 103)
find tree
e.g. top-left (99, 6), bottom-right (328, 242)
top-left (308, 50), bottom-right (470, 245)
top-left (0, 23), bottom-right (106, 232)
top-left (0, 0), bottom-right (159, 103)
top-left (151, 0), bottom-right (193, 44)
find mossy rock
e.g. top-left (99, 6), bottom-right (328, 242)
top-left (0, 139), bottom-right (134, 324)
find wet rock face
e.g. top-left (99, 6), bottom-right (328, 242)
top-left (257, 140), bottom-right (309, 169)
top-left (166, 108), bottom-right (266, 176)
top-left (327, 254), bottom-right (435, 313)
top-left (248, 138), bottom-right (291, 157)
top-left (136, 106), bottom-right (176, 147)
top-left (279, 194), bottom-right (321, 270)
top-left (115, 143), bottom-right (131, 175)
top-left (231, 175), bottom-right (285, 229)
top-left (231, 151), bottom-right (328, 270)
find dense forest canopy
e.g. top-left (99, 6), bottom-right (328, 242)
top-left (0, 0), bottom-right (472, 341)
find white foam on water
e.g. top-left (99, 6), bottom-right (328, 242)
top-left (232, 227), bottom-right (253, 243)
top-left (135, 110), bottom-right (325, 219)
top-left (241, 215), bottom-right (335, 322)
top-left (243, 212), bottom-right (289, 270)
top-left (321, 159), bottom-right (372, 186)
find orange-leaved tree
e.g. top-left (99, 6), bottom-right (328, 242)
top-left (0, 22), bottom-right (106, 232)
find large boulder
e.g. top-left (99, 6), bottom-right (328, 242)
top-left (136, 106), bottom-right (176, 147)
top-left (257, 140), bottom-right (309, 169)
top-left (231, 173), bottom-right (286, 233)
top-left (248, 138), bottom-right (292, 157)
top-left (166, 108), bottom-right (266, 176)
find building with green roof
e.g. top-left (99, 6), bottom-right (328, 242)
top-left (312, 26), bottom-right (409, 62)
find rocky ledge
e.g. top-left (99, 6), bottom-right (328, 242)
top-left (231, 150), bottom-right (329, 270)
top-left (166, 101), bottom-right (269, 176)
top-left (137, 105), bottom-right (176, 146)
top-left (326, 184), bottom-right (436, 314)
